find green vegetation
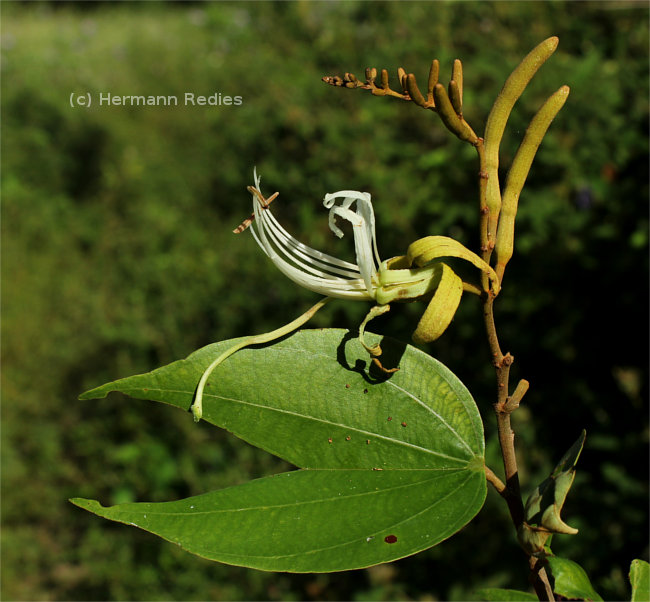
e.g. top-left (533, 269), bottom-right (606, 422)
top-left (2, 2), bottom-right (648, 600)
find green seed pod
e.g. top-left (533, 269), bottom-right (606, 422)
top-left (451, 59), bottom-right (463, 107)
top-left (428, 59), bottom-right (440, 101)
top-left (397, 67), bottom-right (407, 93)
top-left (495, 85), bottom-right (570, 280)
top-left (448, 79), bottom-right (462, 116)
top-left (406, 73), bottom-right (427, 107)
top-left (483, 37), bottom-right (559, 243)
top-left (433, 84), bottom-right (478, 144)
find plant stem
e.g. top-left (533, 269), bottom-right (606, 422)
top-left (476, 137), bottom-right (491, 260)
top-left (530, 558), bottom-right (555, 601)
top-left (483, 295), bottom-right (524, 527)
top-left (483, 295), bottom-right (556, 601)
top-left (475, 142), bottom-right (553, 600)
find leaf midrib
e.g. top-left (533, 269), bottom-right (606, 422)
top-left (192, 471), bottom-right (479, 562)
top-left (117, 384), bottom-right (472, 465)
top-left (106, 468), bottom-right (468, 516)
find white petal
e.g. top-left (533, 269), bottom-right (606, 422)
top-left (322, 190), bottom-right (380, 295)
top-left (247, 173), bottom-right (375, 300)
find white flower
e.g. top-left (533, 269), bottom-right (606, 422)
top-left (247, 169), bottom-right (381, 300)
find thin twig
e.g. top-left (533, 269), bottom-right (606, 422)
top-left (505, 379), bottom-right (530, 412)
top-left (483, 293), bottom-right (524, 521)
top-left (485, 465), bottom-right (507, 495)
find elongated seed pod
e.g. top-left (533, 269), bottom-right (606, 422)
top-left (433, 83), bottom-right (479, 145)
top-left (483, 37), bottom-right (559, 243)
top-left (494, 85), bottom-right (570, 280)
top-left (406, 73), bottom-right (426, 107)
top-left (412, 263), bottom-right (463, 344)
top-left (397, 67), bottom-right (407, 93)
top-left (428, 59), bottom-right (440, 102)
top-left (448, 80), bottom-right (462, 115)
top-left (452, 59), bottom-right (463, 107)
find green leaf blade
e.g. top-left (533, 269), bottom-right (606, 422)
top-left (71, 466), bottom-right (485, 572)
top-left (80, 329), bottom-right (484, 471)
top-left (547, 556), bottom-right (603, 601)
top-left (630, 559), bottom-right (650, 602)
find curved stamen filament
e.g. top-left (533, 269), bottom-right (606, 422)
top-left (246, 171), bottom-right (379, 300)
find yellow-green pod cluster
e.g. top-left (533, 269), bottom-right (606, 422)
top-left (483, 37), bottom-right (559, 244)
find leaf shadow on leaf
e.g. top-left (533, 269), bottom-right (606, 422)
top-left (335, 330), bottom-right (407, 384)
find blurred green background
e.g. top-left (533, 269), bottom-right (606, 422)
top-left (2, 1), bottom-right (648, 600)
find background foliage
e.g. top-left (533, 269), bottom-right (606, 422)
top-left (2, 1), bottom-right (648, 600)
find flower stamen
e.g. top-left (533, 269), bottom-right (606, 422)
top-left (233, 188), bottom-right (279, 234)
top-left (244, 170), bottom-right (378, 300)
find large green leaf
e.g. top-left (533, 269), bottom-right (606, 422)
top-left (74, 328), bottom-right (486, 572)
top-left (71, 468), bottom-right (482, 572)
